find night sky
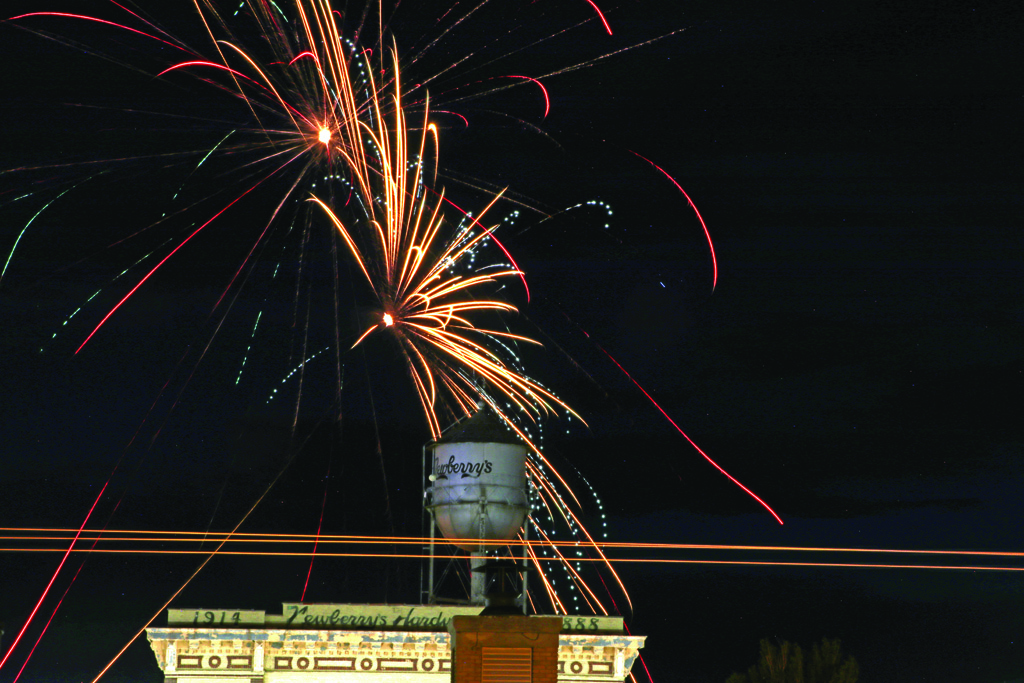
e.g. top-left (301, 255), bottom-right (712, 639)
top-left (2, 1), bottom-right (1022, 682)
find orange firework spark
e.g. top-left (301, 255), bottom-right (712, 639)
top-left (9, 0), bottom-right (629, 633)
top-left (307, 47), bottom-right (582, 440)
top-left (11, 0), bottom-right (384, 353)
top-left (2, 3), bottom-right (732, 678)
top-left (304, 46), bottom-right (627, 613)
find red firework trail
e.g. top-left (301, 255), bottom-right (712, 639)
top-left (434, 110), bottom-right (470, 127)
top-left (629, 149), bottom-right (717, 290)
top-left (12, 585), bottom-right (69, 683)
top-left (580, 328), bottom-right (783, 525)
top-left (301, 458), bottom-right (332, 602)
top-left (156, 61), bottom-right (262, 86)
top-left (0, 482), bottom-right (108, 672)
top-left (8, 12), bottom-right (189, 53)
top-left (623, 622), bottom-right (655, 683)
top-left (435, 193), bottom-right (532, 302)
top-left (583, 0), bottom-right (613, 35)
top-left (503, 75), bottom-right (550, 118)
top-left (11, 515), bottom-right (115, 683)
top-left (73, 176), bottom-right (271, 354)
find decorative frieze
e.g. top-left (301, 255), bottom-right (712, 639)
top-left (147, 604), bottom-right (643, 682)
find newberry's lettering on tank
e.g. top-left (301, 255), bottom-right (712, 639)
top-left (435, 455), bottom-right (493, 479)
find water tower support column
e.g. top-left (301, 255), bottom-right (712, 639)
top-left (470, 554), bottom-right (488, 605)
top-left (519, 521), bottom-right (529, 614)
top-left (471, 498), bottom-right (489, 605)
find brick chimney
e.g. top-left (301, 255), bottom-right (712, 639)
top-left (449, 615), bottom-right (562, 683)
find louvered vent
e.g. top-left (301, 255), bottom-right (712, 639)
top-left (481, 646), bottom-right (532, 683)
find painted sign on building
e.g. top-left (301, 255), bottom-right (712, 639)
top-left (168, 604), bottom-right (623, 633)
top-left (278, 604), bottom-right (482, 630)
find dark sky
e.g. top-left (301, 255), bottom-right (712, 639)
top-left (1, 1), bottom-right (1022, 682)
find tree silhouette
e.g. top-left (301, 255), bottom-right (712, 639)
top-left (726, 638), bottom-right (858, 683)
top-left (807, 638), bottom-right (859, 683)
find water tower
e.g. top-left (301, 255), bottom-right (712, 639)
top-left (424, 406), bottom-right (530, 606)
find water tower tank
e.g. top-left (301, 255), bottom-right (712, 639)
top-left (426, 409), bottom-right (529, 552)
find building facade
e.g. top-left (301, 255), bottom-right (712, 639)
top-left (146, 604), bottom-right (645, 682)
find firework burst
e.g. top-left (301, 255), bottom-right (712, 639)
top-left (302, 44), bottom-right (633, 612)
top-left (1, 3), bottom-right (789, 678)
top-left (310, 65), bottom-right (580, 438)
top-left (4, 0), bottom-right (636, 624)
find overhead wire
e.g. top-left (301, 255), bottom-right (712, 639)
top-left (3, 527), bottom-right (1023, 559)
top-left (3, 545), bottom-right (1022, 573)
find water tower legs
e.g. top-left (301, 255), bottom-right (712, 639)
top-left (470, 554), bottom-right (488, 605)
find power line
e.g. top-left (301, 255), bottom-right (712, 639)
top-left (3, 546), bottom-right (1022, 573)
top-left (2, 527), bottom-right (1022, 558)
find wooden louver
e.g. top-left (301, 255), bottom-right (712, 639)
top-left (481, 646), bottom-right (532, 683)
